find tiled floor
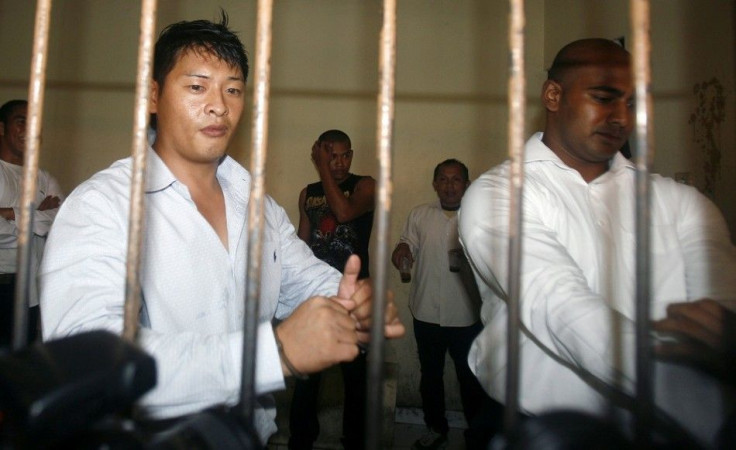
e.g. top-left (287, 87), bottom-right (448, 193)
top-left (391, 422), bottom-right (466, 450)
top-left (266, 367), bottom-right (470, 449)
top-left (391, 407), bottom-right (467, 449)
top-left (267, 407), bottom-right (468, 449)
top-left (268, 421), bottom-right (467, 450)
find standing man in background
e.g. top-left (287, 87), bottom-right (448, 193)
top-left (392, 159), bottom-right (501, 450)
top-left (0, 99), bottom-right (63, 348)
top-left (289, 129), bottom-right (376, 450)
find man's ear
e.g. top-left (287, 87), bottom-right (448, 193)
top-left (149, 80), bottom-right (159, 114)
top-left (542, 79), bottom-right (562, 112)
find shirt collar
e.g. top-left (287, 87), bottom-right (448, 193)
top-left (144, 147), bottom-right (252, 201)
top-left (0, 159), bottom-right (21, 169)
top-left (526, 131), bottom-right (635, 175)
top-left (145, 147), bottom-right (177, 193)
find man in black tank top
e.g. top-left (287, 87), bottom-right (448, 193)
top-left (289, 130), bottom-right (375, 450)
top-left (302, 173), bottom-right (373, 280)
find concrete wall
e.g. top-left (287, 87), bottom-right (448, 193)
top-left (1, 0), bottom-right (733, 414)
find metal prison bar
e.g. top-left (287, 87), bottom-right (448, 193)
top-left (366, 1), bottom-right (397, 448)
top-left (630, 0), bottom-right (655, 446)
top-left (241, 0), bottom-right (274, 427)
top-left (10, 0), bottom-right (659, 448)
top-left (12, 0), bottom-right (52, 351)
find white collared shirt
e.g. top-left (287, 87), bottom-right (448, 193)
top-left (459, 132), bottom-right (736, 446)
top-left (0, 159), bottom-right (63, 306)
top-left (400, 200), bottom-right (480, 326)
top-left (40, 148), bottom-right (341, 443)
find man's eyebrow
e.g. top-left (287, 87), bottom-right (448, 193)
top-left (588, 86), bottom-right (624, 95)
top-left (183, 73), bottom-right (244, 82)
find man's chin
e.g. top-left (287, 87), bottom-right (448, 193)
top-left (593, 134), bottom-right (627, 155)
top-left (332, 171), bottom-right (349, 182)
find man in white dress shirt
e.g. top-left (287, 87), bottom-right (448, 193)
top-left (392, 159), bottom-right (502, 449)
top-left (459, 38), bottom-right (736, 446)
top-left (39, 14), bottom-right (403, 444)
top-left (0, 99), bottom-right (63, 348)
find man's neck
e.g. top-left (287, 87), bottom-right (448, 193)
top-left (153, 147), bottom-right (221, 190)
top-left (153, 147), bottom-right (228, 249)
top-left (330, 174), bottom-right (351, 185)
top-left (558, 157), bottom-right (608, 183)
top-left (542, 134), bottom-right (609, 183)
top-left (0, 149), bottom-right (23, 166)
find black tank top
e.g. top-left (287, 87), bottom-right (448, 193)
top-left (304, 174), bottom-right (373, 279)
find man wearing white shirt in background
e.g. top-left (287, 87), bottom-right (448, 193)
top-left (459, 38), bottom-right (736, 447)
top-left (39, 13), bottom-right (403, 445)
top-left (0, 99), bottom-right (63, 348)
top-left (392, 159), bottom-right (502, 450)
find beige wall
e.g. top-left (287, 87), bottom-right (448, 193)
top-left (1, 0), bottom-right (734, 413)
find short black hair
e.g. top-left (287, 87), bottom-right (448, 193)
top-left (433, 159), bottom-right (469, 182)
top-left (317, 129), bottom-right (352, 148)
top-left (547, 38), bottom-right (627, 82)
top-left (0, 100), bottom-right (27, 125)
top-left (153, 10), bottom-right (249, 88)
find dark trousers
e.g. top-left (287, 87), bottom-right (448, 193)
top-left (288, 351), bottom-right (367, 450)
top-left (413, 318), bottom-right (503, 447)
top-left (0, 274), bottom-right (40, 351)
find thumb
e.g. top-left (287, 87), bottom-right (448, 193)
top-left (337, 254), bottom-right (361, 299)
top-left (331, 297), bottom-right (357, 312)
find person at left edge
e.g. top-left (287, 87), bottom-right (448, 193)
top-left (0, 99), bottom-right (63, 348)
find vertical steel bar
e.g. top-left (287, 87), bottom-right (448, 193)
top-left (630, 0), bottom-right (654, 446)
top-left (12, 0), bottom-right (53, 351)
top-left (240, 0), bottom-right (274, 423)
top-left (503, 0), bottom-right (526, 432)
top-left (366, 1), bottom-right (396, 448)
top-left (122, 0), bottom-right (158, 342)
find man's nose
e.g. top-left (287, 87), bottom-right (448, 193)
top-left (609, 100), bottom-right (631, 128)
top-left (207, 90), bottom-right (228, 117)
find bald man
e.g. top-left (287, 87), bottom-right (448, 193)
top-left (459, 39), bottom-right (736, 446)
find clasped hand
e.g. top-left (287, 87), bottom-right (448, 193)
top-left (275, 255), bottom-right (404, 376)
